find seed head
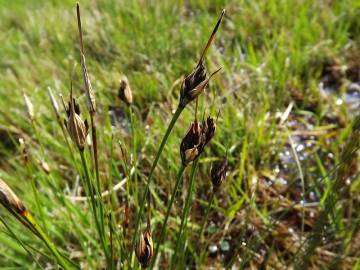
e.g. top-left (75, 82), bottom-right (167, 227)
top-left (80, 53), bottom-right (96, 113)
top-left (77, 3), bottom-right (96, 114)
top-left (179, 65), bottom-right (221, 108)
top-left (63, 86), bottom-right (89, 151)
top-left (180, 121), bottom-right (203, 166)
top-left (180, 116), bottom-right (217, 166)
top-left (202, 116), bottom-right (216, 146)
top-left (118, 77), bottom-right (133, 105)
top-left (178, 9), bottom-right (225, 108)
top-left (136, 229), bottom-right (154, 268)
top-left (0, 178), bottom-right (26, 215)
top-left (211, 158), bottom-right (228, 191)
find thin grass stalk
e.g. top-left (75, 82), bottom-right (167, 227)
top-left (23, 212), bottom-right (72, 270)
top-left (0, 216), bottom-right (43, 269)
top-left (109, 214), bottom-right (114, 270)
top-left (129, 105), bottom-right (139, 205)
top-left (130, 105), bottom-right (184, 263)
top-left (79, 150), bottom-right (109, 263)
top-left (199, 191), bottom-right (215, 241)
top-left (150, 165), bottom-right (186, 269)
top-left (29, 121), bottom-right (47, 228)
top-left (171, 159), bottom-right (199, 267)
top-left (90, 114), bottom-right (105, 237)
top-left (198, 190), bottom-right (215, 263)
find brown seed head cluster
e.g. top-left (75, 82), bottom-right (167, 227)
top-left (211, 158), bottom-right (228, 191)
top-left (178, 9), bottom-right (225, 108)
top-left (179, 65), bottom-right (221, 108)
top-left (63, 88), bottom-right (89, 151)
top-left (0, 178), bottom-right (26, 215)
top-left (180, 116), bottom-right (216, 166)
top-left (136, 229), bottom-right (154, 268)
top-left (118, 78), bottom-right (133, 105)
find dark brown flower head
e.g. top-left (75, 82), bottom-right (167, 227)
top-left (180, 116), bottom-right (217, 166)
top-left (180, 121), bottom-right (203, 166)
top-left (179, 61), bottom-right (206, 107)
top-left (211, 158), bottom-right (228, 191)
top-left (179, 65), bottom-right (221, 108)
top-left (63, 87), bottom-right (89, 151)
top-left (203, 116), bottom-right (216, 146)
top-left (136, 229), bottom-right (154, 268)
top-left (0, 178), bottom-right (26, 215)
top-left (118, 78), bottom-right (133, 105)
top-left (178, 9), bottom-right (225, 108)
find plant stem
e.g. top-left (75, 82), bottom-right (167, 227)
top-left (171, 159), bottom-right (199, 267)
top-left (129, 105), bottom-right (138, 205)
top-left (79, 150), bottom-right (109, 263)
top-left (199, 191), bottom-right (215, 240)
top-left (24, 212), bottom-right (72, 270)
top-left (150, 165), bottom-right (186, 269)
top-left (198, 191), bottom-right (215, 263)
top-left (130, 105), bottom-right (184, 264)
top-left (90, 114), bottom-right (105, 237)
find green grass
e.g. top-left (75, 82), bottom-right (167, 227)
top-left (0, 0), bottom-right (359, 269)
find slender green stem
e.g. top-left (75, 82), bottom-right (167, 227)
top-left (199, 191), bottom-right (215, 241)
top-left (90, 114), bottom-right (105, 238)
top-left (24, 212), bottom-right (72, 270)
top-left (130, 105), bottom-right (184, 264)
top-left (57, 117), bottom-right (77, 170)
top-left (171, 159), bottom-right (199, 267)
top-left (30, 121), bottom-right (47, 227)
top-left (0, 216), bottom-right (43, 269)
top-left (129, 105), bottom-right (138, 205)
top-left (79, 150), bottom-right (109, 263)
top-left (150, 165), bottom-right (186, 269)
top-left (198, 191), bottom-right (215, 263)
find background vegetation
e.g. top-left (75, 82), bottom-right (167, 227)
top-left (0, 0), bottom-right (359, 269)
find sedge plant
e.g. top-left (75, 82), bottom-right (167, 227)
top-left (132, 9), bottom-right (226, 267)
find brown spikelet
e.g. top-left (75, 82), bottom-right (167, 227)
top-left (77, 3), bottom-right (96, 113)
top-left (180, 116), bottom-right (217, 166)
top-left (178, 9), bottom-right (225, 108)
top-left (118, 77), bottom-right (133, 105)
top-left (179, 67), bottom-right (221, 107)
top-left (64, 84), bottom-right (89, 151)
top-left (136, 229), bottom-right (154, 268)
top-left (211, 158), bottom-right (228, 191)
